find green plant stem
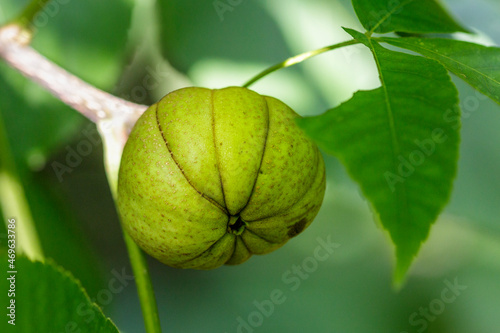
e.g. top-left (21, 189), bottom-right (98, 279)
top-left (15, 0), bottom-right (52, 32)
top-left (102, 127), bottom-right (162, 333)
top-left (115, 207), bottom-right (161, 333)
top-left (243, 39), bottom-right (361, 88)
top-left (123, 232), bottom-right (162, 333)
top-left (0, 108), bottom-right (44, 261)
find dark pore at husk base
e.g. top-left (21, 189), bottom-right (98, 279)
top-left (227, 215), bottom-right (246, 235)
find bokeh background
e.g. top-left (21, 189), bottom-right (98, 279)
top-left (0, 0), bottom-right (499, 332)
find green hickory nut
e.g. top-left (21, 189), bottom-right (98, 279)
top-left (117, 86), bottom-right (326, 269)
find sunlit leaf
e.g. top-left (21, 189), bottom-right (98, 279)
top-left (351, 0), bottom-right (468, 34)
top-left (0, 255), bottom-right (119, 332)
top-left (298, 29), bottom-right (460, 283)
top-left (380, 37), bottom-right (500, 105)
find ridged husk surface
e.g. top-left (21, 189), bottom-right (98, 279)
top-left (117, 87), bottom-right (325, 269)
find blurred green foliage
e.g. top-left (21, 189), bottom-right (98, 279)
top-left (0, 0), bottom-right (134, 298)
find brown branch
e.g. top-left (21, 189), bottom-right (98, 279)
top-left (0, 24), bottom-right (147, 125)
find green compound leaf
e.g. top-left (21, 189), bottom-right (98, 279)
top-left (380, 37), bottom-right (500, 105)
top-left (1, 255), bottom-right (119, 333)
top-left (298, 29), bottom-right (460, 284)
top-left (351, 0), bottom-right (468, 34)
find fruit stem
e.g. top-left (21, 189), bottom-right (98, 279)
top-left (0, 24), bottom-right (147, 125)
top-left (242, 39), bottom-right (361, 88)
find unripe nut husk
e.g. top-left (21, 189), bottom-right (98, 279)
top-left (117, 86), bottom-right (326, 269)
